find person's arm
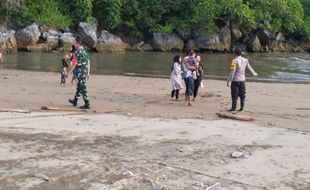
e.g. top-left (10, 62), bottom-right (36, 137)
top-left (247, 61), bottom-right (258, 77)
top-left (0, 53), bottom-right (3, 65)
top-left (227, 59), bottom-right (236, 87)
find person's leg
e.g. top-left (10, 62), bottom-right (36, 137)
top-left (79, 79), bottom-right (90, 109)
top-left (230, 82), bottom-right (239, 111)
top-left (239, 82), bottom-right (246, 111)
top-left (171, 90), bottom-right (176, 98)
top-left (60, 67), bottom-right (66, 84)
top-left (184, 78), bottom-right (189, 104)
top-left (194, 79), bottom-right (198, 98)
top-left (69, 79), bottom-right (81, 106)
top-left (188, 77), bottom-right (195, 106)
top-left (194, 77), bottom-right (201, 98)
top-left (175, 89), bottom-right (180, 100)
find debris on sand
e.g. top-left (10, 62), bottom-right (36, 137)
top-left (33, 173), bottom-right (50, 182)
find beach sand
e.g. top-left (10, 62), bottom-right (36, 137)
top-left (0, 69), bottom-right (310, 190)
top-left (0, 69), bottom-right (309, 131)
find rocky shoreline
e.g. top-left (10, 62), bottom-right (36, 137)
top-left (1, 22), bottom-right (310, 54)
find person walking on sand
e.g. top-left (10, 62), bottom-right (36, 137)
top-left (193, 54), bottom-right (204, 101)
top-left (227, 47), bottom-right (258, 112)
top-left (183, 50), bottom-right (198, 106)
top-left (0, 52), bottom-right (3, 65)
top-left (170, 55), bottom-right (183, 100)
top-left (67, 37), bottom-right (91, 109)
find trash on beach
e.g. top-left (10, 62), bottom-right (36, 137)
top-left (33, 173), bottom-right (50, 182)
top-left (231, 151), bottom-right (250, 159)
top-left (122, 170), bottom-right (134, 177)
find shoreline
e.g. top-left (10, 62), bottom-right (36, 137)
top-left (1, 69), bottom-right (310, 132)
top-left (2, 67), bottom-right (310, 85)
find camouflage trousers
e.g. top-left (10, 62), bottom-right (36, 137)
top-left (74, 77), bottom-right (89, 103)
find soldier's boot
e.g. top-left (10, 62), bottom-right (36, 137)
top-left (79, 100), bottom-right (90, 109)
top-left (69, 98), bottom-right (78, 106)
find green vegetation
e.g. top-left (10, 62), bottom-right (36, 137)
top-left (1, 0), bottom-right (310, 40)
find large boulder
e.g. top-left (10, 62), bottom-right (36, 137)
top-left (46, 35), bottom-right (59, 50)
top-left (96, 30), bottom-right (126, 52)
top-left (302, 42), bottom-right (310, 53)
top-left (193, 26), bottom-right (231, 52)
top-left (230, 22), bottom-right (243, 42)
top-left (127, 41), bottom-right (145, 51)
top-left (42, 29), bottom-right (62, 41)
top-left (27, 43), bottom-right (49, 53)
top-left (275, 32), bottom-right (285, 44)
top-left (59, 33), bottom-right (76, 51)
top-left (141, 43), bottom-right (154, 51)
top-left (78, 22), bottom-right (97, 49)
top-left (256, 30), bottom-right (272, 46)
top-left (247, 36), bottom-right (262, 52)
top-left (187, 39), bottom-right (198, 51)
top-left (15, 23), bottom-right (41, 50)
top-left (176, 28), bottom-right (192, 41)
top-left (151, 33), bottom-right (184, 51)
top-left (0, 30), bottom-right (17, 54)
top-left (270, 43), bottom-right (287, 52)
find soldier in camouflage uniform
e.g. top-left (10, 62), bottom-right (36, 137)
top-left (68, 38), bottom-right (91, 109)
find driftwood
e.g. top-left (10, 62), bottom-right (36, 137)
top-left (41, 106), bottom-right (88, 112)
top-left (216, 112), bottom-right (254, 121)
top-left (0, 109), bottom-right (31, 113)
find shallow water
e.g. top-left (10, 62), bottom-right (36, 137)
top-left (1, 51), bottom-right (310, 83)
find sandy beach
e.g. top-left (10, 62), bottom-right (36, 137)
top-left (0, 69), bottom-right (310, 131)
top-left (0, 69), bottom-right (310, 190)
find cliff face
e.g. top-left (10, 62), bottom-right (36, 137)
top-left (0, 22), bottom-right (308, 54)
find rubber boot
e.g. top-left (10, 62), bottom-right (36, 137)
top-left (80, 101), bottom-right (90, 109)
top-left (69, 98), bottom-right (78, 106)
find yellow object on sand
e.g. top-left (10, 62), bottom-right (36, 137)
top-left (41, 106), bottom-right (87, 112)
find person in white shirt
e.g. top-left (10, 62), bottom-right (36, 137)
top-left (227, 47), bottom-right (258, 112)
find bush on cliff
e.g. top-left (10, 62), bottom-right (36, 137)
top-left (11, 0), bottom-right (72, 28)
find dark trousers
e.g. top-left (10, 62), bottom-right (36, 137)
top-left (171, 89), bottom-right (180, 99)
top-left (194, 76), bottom-right (202, 98)
top-left (231, 81), bottom-right (246, 110)
top-left (184, 77), bottom-right (194, 96)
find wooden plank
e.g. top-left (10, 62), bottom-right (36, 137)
top-left (0, 109), bottom-right (31, 113)
top-left (216, 112), bottom-right (254, 121)
top-left (41, 106), bottom-right (88, 112)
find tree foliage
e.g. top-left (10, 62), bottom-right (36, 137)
top-left (3, 0), bottom-right (310, 40)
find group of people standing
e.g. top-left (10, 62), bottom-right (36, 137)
top-left (170, 48), bottom-right (258, 112)
top-left (170, 50), bottom-right (204, 106)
